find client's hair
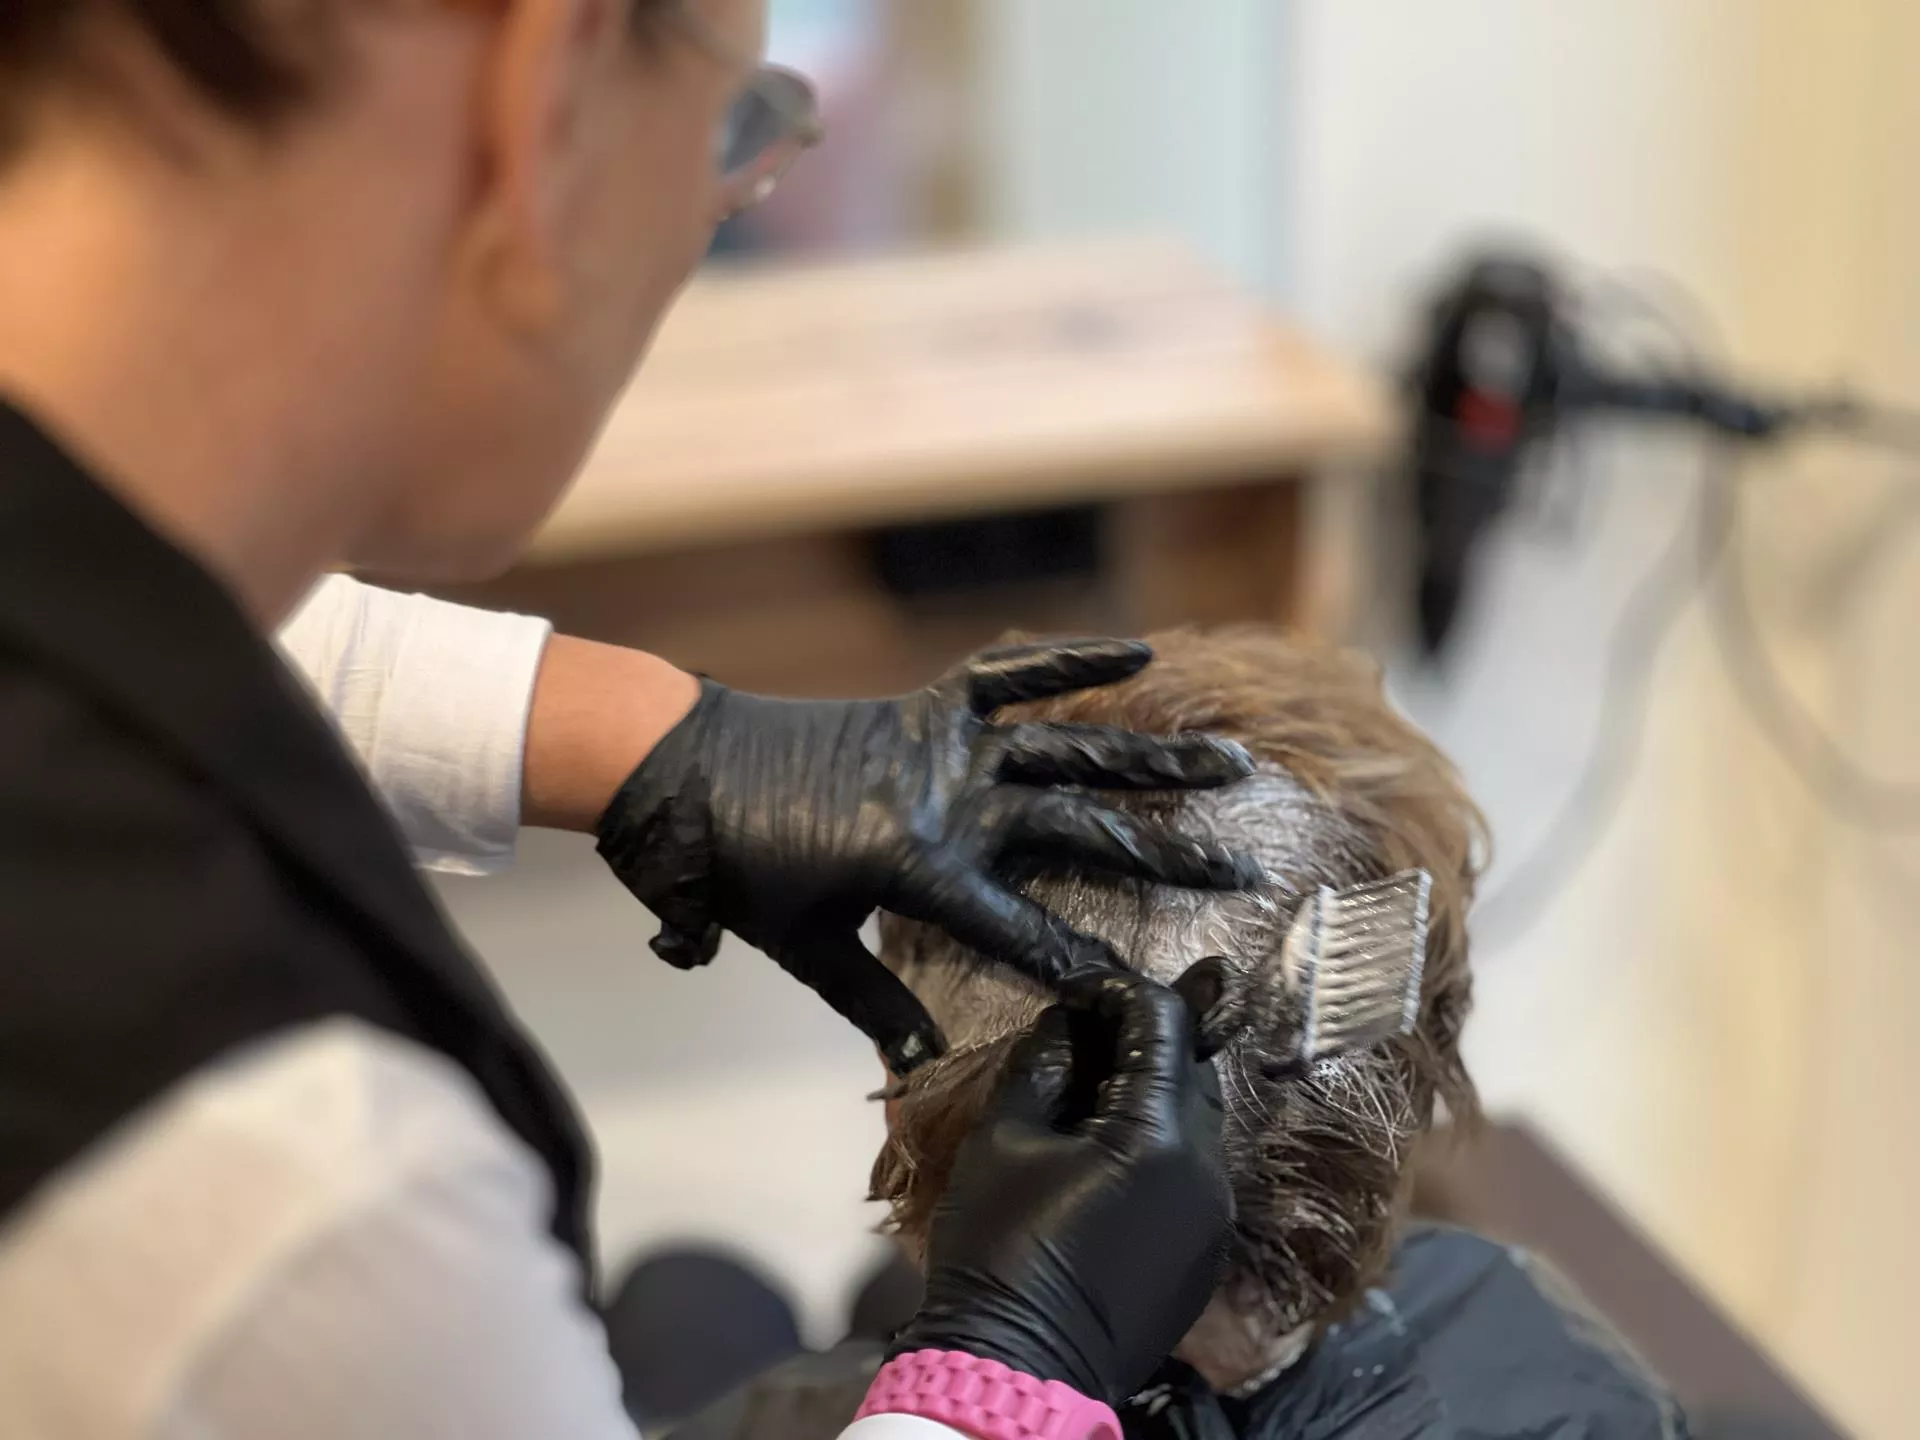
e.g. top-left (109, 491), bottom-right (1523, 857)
top-left (872, 628), bottom-right (1485, 1340)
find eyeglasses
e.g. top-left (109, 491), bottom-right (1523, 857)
top-left (671, 7), bottom-right (825, 218)
top-left (716, 66), bottom-right (822, 216)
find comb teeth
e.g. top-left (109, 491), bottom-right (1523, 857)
top-left (1280, 871), bottom-right (1432, 1065)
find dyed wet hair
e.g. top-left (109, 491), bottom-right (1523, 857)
top-left (872, 627), bottom-right (1485, 1343)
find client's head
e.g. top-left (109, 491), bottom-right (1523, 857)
top-left (871, 628), bottom-right (1485, 1377)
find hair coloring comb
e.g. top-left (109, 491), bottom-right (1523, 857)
top-left (1278, 870), bottom-right (1432, 1067)
top-left (1183, 870), bottom-right (1432, 1072)
top-left (872, 869), bottom-right (1436, 1089)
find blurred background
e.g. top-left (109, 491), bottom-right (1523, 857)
top-left (431, 3), bottom-right (1920, 1435)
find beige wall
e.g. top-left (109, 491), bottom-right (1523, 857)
top-left (1785, 3), bottom-right (1920, 1423)
top-left (975, 0), bottom-right (1290, 295)
top-left (1290, 3), bottom-right (1919, 1434)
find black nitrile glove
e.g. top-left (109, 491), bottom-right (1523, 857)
top-left (890, 967), bottom-right (1235, 1408)
top-left (595, 641), bottom-right (1258, 1075)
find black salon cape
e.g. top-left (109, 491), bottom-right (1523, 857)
top-left (0, 398), bottom-right (595, 1281)
top-left (669, 1226), bottom-right (1690, 1440)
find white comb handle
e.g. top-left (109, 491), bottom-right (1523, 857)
top-left (1286, 870), bottom-right (1432, 1064)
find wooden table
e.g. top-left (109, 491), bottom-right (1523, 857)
top-left (444, 241), bottom-right (1394, 696)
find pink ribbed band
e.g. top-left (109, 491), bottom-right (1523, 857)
top-left (855, 1350), bottom-right (1121, 1440)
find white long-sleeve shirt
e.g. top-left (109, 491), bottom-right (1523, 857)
top-left (0, 576), bottom-right (950, 1440)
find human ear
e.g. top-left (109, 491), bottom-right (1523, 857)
top-left (465, 0), bottom-right (624, 336)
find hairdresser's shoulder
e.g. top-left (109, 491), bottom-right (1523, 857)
top-left (0, 641), bottom-right (411, 1141)
top-left (0, 1020), bottom-right (633, 1440)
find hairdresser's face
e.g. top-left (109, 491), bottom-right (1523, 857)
top-left (356, 0), bottom-right (766, 579)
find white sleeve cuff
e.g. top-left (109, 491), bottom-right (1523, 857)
top-left (836, 1419), bottom-right (971, 1440)
top-left (278, 576), bottom-right (552, 877)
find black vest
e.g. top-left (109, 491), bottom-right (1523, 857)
top-left (0, 398), bottom-right (594, 1286)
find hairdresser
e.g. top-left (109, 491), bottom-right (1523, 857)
top-left (0, 3), bottom-right (1250, 1438)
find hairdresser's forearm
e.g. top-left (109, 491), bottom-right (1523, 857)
top-left (521, 634), bottom-right (701, 833)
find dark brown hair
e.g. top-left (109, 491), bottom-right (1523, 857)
top-left (0, 1), bottom-right (672, 154)
top-left (872, 627), bottom-right (1487, 1343)
top-left (1, 3), bottom-right (313, 140)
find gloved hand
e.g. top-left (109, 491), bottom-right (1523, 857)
top-left (889, 967), bottom-right (1234, 1408)
top-left (595, 641), bottom-right (1258, 1074)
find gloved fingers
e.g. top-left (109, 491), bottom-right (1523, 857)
top-left (770, 929), bottom-right (949, 1075)
top-left (958, 639), bottom-right (1153, 715)
top-left (989, 722), bottom-right (1255, 791)
top-left (1165, 962), bottom-right (1232, 1176)
top-left (983, 1004), bottom-right (1078, 1132)
top-left (902, 862), bottom-right (1125, 988)
top-left (1170, 955), bottom-right (1244, 1061)
top-left (1185, 1046), bottom-right (1230, 1187)
top-left (650, 917), bottom-right (724, 971)
top-left (1057, 970), bottom-right (1214, 1156)
top-left (993, 791), bottom-right (1263, 891)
